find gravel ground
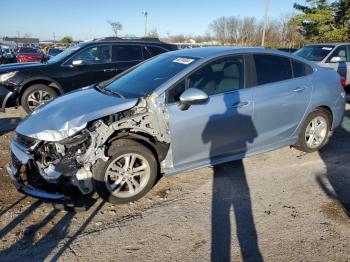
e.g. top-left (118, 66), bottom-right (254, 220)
top-left (0, 106), bottom-right (350, 261)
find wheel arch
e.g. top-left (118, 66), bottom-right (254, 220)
top-left (315, 105), bottom-right (333, 129)
top-left (106, 131), bottom-right (170, 164)
top-left (18, 77), bottom-right (64, 102)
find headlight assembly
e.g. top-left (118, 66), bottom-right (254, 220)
top-left (0, 71), bottom-right (18, 83)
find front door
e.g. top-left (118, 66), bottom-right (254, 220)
top-left (60, 44), bottom-right (117, 91)
top-left (167, 55), bottom-right (256, 171)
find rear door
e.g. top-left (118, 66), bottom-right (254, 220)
top-left (112, 44), bottom-right (143, 74)
top-left (249, 54), bottom-right (312, 150)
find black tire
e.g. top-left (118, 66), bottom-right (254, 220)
top-left (293, 109), bottom-right (331, 153)
top-left (92, 139), bottom-right (158, 204)
top-left (21, 84), bottom-right (58, 113)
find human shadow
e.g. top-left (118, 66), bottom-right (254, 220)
top-left (0, 198), bottom-right (104, 262)
top-left (317, 108), bottom-right (350, 216)
top-left (202, 91), bottom-right (262, 261)
top-left (0, 117), bottom-right (22, 136)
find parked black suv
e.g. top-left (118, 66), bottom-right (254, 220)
top-left (0, 37), bottom-right (178, 113)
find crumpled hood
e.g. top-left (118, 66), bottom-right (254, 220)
top-left (16, 86), bottom-right (138, 141)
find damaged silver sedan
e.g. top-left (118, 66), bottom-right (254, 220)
top-left (6, 47), bottom-right (346, 204)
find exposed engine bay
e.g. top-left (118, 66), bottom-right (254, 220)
top-left (9, 95), bottom-right (172, 199)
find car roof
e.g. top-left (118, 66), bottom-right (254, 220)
top-left (305, 43), bottom-right (349, 46)
top-left (163, 46), bottom-right (286, 59)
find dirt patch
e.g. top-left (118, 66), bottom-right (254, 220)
top-left (320, 201), bottom-right (350, 224)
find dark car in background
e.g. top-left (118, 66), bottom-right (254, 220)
top-left (277, 48), bottom-right (299, 53)
top-left (46, 48), bottom-right (64, 60)
top-left (16, 47), bottom-right (43, 63)
top-left (0, 46), bottom-right (17, 64)
top-left (0, 37), bottom-right (178, 113)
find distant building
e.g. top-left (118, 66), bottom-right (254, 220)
top-left (0, 36), bottom-right (39, 46)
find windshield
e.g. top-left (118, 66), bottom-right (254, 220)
top-left (294, 45), bottom-right (334, 61)
top-left (47, 44), bottom-right (84, 64)
top-left (103, 55), bottom-right (199, 98)
top-left (19, 47), bottom-right (39, 54)
top-left (48, 48), bottom-right (63, 56)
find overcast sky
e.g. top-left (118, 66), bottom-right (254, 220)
top-left (1, 0), bottom-right (306, 40)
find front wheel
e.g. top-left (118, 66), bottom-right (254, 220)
top-left (293, 109), bottom-right (331, 153)
top-left (21, 84), bottom-right (58, 113)
top-left (92, 139), bottom-right (158, 204)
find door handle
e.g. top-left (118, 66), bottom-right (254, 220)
top-left (104, 68), bottom-right (118, 73)
top-left (232, 101), bottom-right (250, 108)
top-left (293, 87), bottom-right (305, 93)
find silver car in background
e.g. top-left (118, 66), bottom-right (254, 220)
top-left (7, 47), bottom-right (346, 204)
top-left (295, 43), bottom-right (350, 87)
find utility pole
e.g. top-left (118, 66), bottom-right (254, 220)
top-left (53, 32), bottom-right (56, 43)
top-left (142, 10), bottom-right (148, 36)
top-left (261, 0), bottom-right (269, 47)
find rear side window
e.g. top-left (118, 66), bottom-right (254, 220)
top-left (147, 46), bottom-right (167, 56)
top-left (292, 60), bottom-right (306, 78)
top-left (254, 54), bottom-right (292, 85)
top-left (113, 45), bottom-right (142, 62)
top-left (292, 59), bottom-right (314, 78)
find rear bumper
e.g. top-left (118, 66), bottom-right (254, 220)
top-left (0, 85), bottom-right (13, 112)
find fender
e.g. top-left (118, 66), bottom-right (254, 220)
top-left (107, 131), bottom-right (170, 162)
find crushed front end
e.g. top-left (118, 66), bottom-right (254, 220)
top-left (7, 129), bottom-right (102, 201)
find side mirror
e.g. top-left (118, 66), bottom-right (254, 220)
top-left (72, 60), bottom-right (84, 66)
top-left (178, 88), bottom-right (209, 111)
top-left (330, 56), bottom-right (346, 63)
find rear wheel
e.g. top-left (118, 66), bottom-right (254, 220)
top-left (21, 84), bottom-right (58, 113)
top-left (293, 109), bottom-right (331, 153)
top-left (92, 139), bottom-right (158, 204)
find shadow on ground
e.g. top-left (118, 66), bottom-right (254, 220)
top-left (0, 117), bottom-right (22, 135)
top-left (317, 108), bottom-right (350, 216)
top-left (0, 197), bottom-right (104, 261)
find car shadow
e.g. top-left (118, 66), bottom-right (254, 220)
top-left (0, 117), bottom-right (22, 136)
top-left (202, 92), bottom-right (263, 261)
top-left (0, 198), bottom-right (104, 261)
top-left (317, 108), bottom-right (350, 216)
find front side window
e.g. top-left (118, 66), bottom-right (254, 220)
top-left (167, 56), bottom-right (245, 103)
top-left (70, 45), bottom-right (112, 64)
top-left (254, 54), bottom-right (292, 85)
top-left (113, 45), bottom-right (143, 61)
top-left (327, 46), bottom-right (349, 62)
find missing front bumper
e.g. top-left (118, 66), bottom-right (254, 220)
top-left (6, 164), bottom-right (66, 200)
top-left (8, 140), bottom-right (67, 201)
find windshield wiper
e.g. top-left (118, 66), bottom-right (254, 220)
top-left (95, 84), bottom-right (124, 98)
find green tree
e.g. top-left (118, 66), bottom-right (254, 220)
top-left (61, 36), bottom-right (73, 44)
top-left (292, 0), bottom-right (350, 42)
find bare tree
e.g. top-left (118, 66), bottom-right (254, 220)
top-left (107, 20), bottom-right (123, 37)
top-left (209, 15), bottom-right (304, 48)
top-left (147, 28), bottom-right (159, 38)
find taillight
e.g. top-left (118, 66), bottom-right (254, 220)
top-left (340, 76), bottom-right (346, 88)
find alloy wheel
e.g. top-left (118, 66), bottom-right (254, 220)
top-left (27, 90), bottom-right (53, 111)
top-left (104, 153), bottom-right (151, 198)
top-left (305, 116), bottom-right (328, 149)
